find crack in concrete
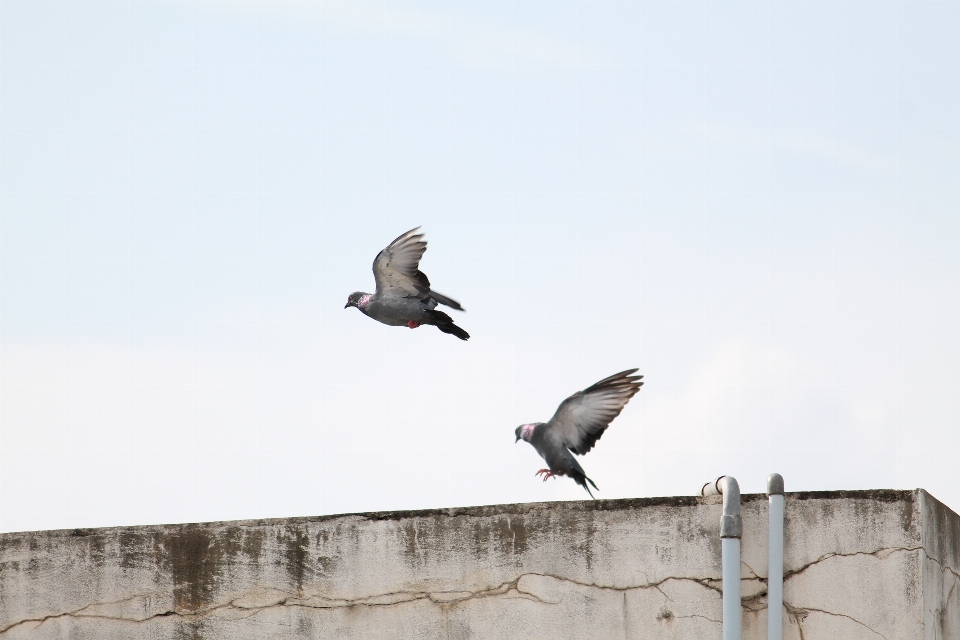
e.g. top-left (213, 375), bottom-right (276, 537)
top-left (945, 580), bottom-right (957, 609)
top-left (6, 544), bottom-right (940, 636)
top-left (517, 573), bottom-right (724, 596)
top-left (0, 592), bottom-right (172, 636)
top-left (773, 545), bottom-right (934, 640)
top-left (741, 589), bottom-right (769, 613)
top-left (784, 545), bottom-right (924, 580)
top-left (786, 603), bottom-right (810, 640)
top-left (675, 613), bottom-right (721, 624)
top-left (651, 583), bottom-right (672, 603)
top-left (0, 573), bottom-right (722, 635)
top-left (0, 609), bottom-right (180, 636)
top-left (741, 559), bottom-right (762, 580)
top-left (922, 548), bottom-right (960, 584)
top-left (789, 603), bottom-right (890, 640)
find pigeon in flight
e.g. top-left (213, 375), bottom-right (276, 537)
top-left (515, 369), bottom-right (643, 498)
top-left (345, 227), bottom-right (469, 340)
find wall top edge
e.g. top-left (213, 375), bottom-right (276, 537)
top-left (1, 489), bottom-right (930, 540)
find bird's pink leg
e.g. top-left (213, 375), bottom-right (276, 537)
top-left (407, 320), bottom-right (420, 329)
top-left (535, 469), bottom-right (556, 482)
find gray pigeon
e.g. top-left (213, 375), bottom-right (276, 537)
top-left (515, 369), bottom-right (643, 498)
top-left (344, 227), bottom-right (469, 340)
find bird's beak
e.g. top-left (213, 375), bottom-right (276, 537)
top-left (344, 302), bottom-right (351, 309)
top-left (515, 435), bottom-right (520, 443)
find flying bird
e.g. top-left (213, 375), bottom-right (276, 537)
top-left (515, 369), bottom-right (643, 498)
top-left (344, 227), bottom-right (469, 340)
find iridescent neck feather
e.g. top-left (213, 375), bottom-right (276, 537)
top-left (520, 423), bottom-right (537, 441)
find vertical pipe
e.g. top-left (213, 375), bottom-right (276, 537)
top-left (701, 476), bottom-right (742, 640)
top-left (767, 473), bottom-right (785, 640)
top-left (722, 537), bottom-right (742, 640)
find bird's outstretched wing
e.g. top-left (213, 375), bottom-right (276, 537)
top-left (545, 369), bottom-right (643, 456)
top-left (373, 227), bottom-right (430, 297)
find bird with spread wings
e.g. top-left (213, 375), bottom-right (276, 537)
top-left (515, 369), bottom-right (644, 498)
top-left (345, 227), bottom-right (469, 340)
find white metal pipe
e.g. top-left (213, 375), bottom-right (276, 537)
top-left (722, 537), bottom-right (742, 640)
top-left (701, 476), bottom-right (742, 640)
top-left (767, 473), bottom-right (785, 640)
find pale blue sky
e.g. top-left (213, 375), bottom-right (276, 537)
top-left (2, 1), bottom-right (959, 532)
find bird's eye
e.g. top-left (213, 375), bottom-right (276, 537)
top-left (349, 296), bottom-right (353, 301)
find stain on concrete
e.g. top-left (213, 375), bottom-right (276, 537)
top-left (156, 530), bottom-right (222, 608)
top-left (280, 525), bottom-right (311, 593)
top-left (400, 520), bottom-right (424, 567)
top-left (571, 513), bottom-right (599, 571)
top-left (313, 527), bottom-right (340, 578)
top-left (474, 514), bottom-right (530, 559)
top-left (119, 530), bottom-right (151, 570)
top-left (89, 534), bottom-right (107, 569)
top-left (159, 526), bottom-right (220, 611)
top-left (153, 524), bottom-right (267, 612)
top-left (241, 527), bottom-right (265, 564)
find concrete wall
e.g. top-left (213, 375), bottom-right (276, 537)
top-left (1, 490), bottom-right (957, 639)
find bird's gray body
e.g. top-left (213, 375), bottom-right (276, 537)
top-left (360, 295), bottom-right (438, 327)
top-left (516, 369), bottom-right (644, 498)
top-left (528, 423), bottom-right (590, 482)
top-left (345, 227), bottom-right (469, 340)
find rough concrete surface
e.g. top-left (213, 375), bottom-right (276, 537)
top-left (0, 490), bottom-right (957, 639)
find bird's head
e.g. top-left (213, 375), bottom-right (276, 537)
top-left (515, 423), bottom-right (539, 443)
top-left (345, 292), bottom-right (369, 309)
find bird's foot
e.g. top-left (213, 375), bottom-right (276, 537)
top-left (535, 469), bottom-right (556, 482)
top-left (407, 320), bottom-right (420, 329)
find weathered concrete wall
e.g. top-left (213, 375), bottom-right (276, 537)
top-left (1, 490), bottom-right (957, 639)
top-left (921, 491), bottom-right (960, 640)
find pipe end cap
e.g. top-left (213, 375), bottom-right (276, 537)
top-left (767, 473), bottom-right (785, 496)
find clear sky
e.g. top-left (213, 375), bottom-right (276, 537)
top-left (1, 1), bottom-right (959, 533)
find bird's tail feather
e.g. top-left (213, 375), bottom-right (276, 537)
top-left (437, 323), bottom-right (470, 341)
top-left (574, 473), bottom-right (598, 500)
top-left (426, 310), bottom-right (470, 341)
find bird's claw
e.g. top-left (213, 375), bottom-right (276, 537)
top-left (535, 469), bottom-right (556, 482)
top-left (406, 320), bottom-right (420, 329)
